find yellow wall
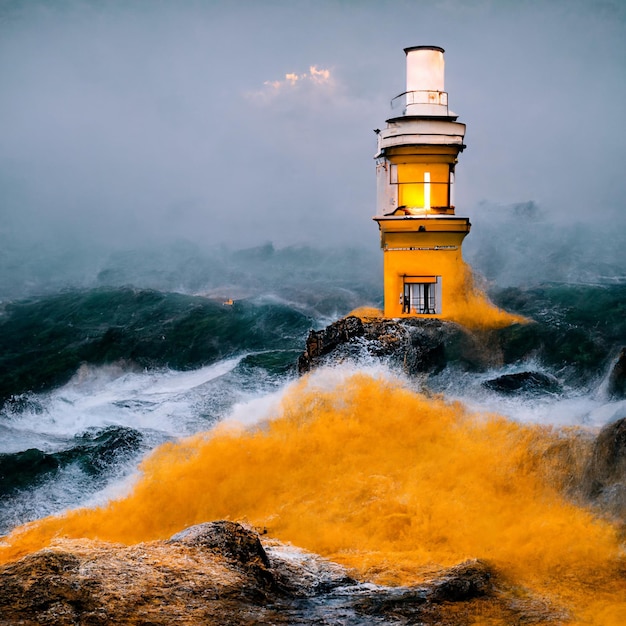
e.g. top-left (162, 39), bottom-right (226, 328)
top-left (382, 247), bottom-right (464, 318)
top-left (375, 216), bottom-right (470, 319)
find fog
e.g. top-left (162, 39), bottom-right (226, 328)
top-left (1, 0), bottom-right (624, 293)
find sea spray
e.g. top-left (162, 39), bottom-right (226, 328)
top-left (351, 260), bottom-right (527, 329)
top-left (438, 259), bottom-right (527, 329)
top-left (1, 367), bottom-right (624, 623)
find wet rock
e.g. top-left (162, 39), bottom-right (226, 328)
top-left (297, 316), bottom-right (365, 373)
top-left (0, 523), bottom-right (360, 625)
top-left (169, 521), bottom-right (270, 567)
top-left (482, 371), bottom-right (561, 396)
top-left (263, 540), bottom-right (355, 597)
top-left (168, 520), bottom-right (275, 590)
top-left (0, 525), bottom-right (283, 625)
top-left (607, 347), bottom-right (626, 400)
top-left (0, 550), bottom-right (95, 625)
top-left (355, 559), bottom-right (493, 619)
top-left (355, 586), bottom-right (428, 620)
top-left (352, 558), bottom-right (559, 624)
top-left (297, 316), bottom-right (467, 376)
top-left (580, 416), bottom-right (626, 520)
top-left (0, 524), bottom-right (557, 625)
top-left (428, 559), bottom-right (494, 602)
top-left (390, 319), bottom-right (452, 375)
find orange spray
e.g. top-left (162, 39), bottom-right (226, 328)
top-left (0, 368), bottom-right (623, 624)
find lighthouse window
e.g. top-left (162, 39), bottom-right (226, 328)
top-left (402, 277), bottom-right (441, 314)
top-left (395, 163), bottom-right (450, 209)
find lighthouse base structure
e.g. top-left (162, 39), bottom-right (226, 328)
top-left (375, 215), bottom-right (470, 319)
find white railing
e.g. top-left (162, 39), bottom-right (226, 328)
top-left (391, 90), bottom-right (448, 110)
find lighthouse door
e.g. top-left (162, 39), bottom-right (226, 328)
top-left (402, 277), bottom-right (441, 314)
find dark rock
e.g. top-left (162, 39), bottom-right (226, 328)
top-left (580, 417), bottom-right (626, 520)
top-left (169, 520), bottom-right (270, 567)
top-left (351, 559), bottom-right (559, 625)
top-left (298, 316), bottom-right (469, 376)
top-left (385, 318), bottom-right (451, 375)
top-left (297, 316), bottom-right (364, 373)
top-left (263, 541), bottom-right (356, 597)
top-left (428, 559), bottom-right (493, 602)
top-left (356, 559), bottom-right (493, 618)
top-left (168, 520), bottom-right (275, 590)
top-left (1, 523), bottom-right (286, 625)
top-left (355, 586), bottom-right (428, 619)
top-left (607, 347), bottom-right (626, 400)
top-left (482, 371), bottom-right (561, 396)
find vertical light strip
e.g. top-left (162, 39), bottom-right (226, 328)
top-left (424, 172), bottom-right (431, 210)
top-left (450, 171), bottom-right (455, 208)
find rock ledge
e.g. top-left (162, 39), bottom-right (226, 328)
top-left (0, 521), bottom-right (561, 625)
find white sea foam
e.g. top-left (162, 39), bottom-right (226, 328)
top-left (2, 356), bottom-right (622, 536)
top-left (0, 356), bottom-right (258, 532)
top-left (1, 357), bottom-right (245, 449)
top-left (223, 389), bottom-right (286, 428)
top-left (217, 361), bottom-right (395, 431)
top-left (422, 356), bottom-right (626, 429)
top-left (585, 399), bottom-right (626, 428)
top-left (0, 463), bottom-right (95, 532)
top-left (458, 393), bottom-right (615, 428)
top-left (297, 359), bottom-right (625, 431)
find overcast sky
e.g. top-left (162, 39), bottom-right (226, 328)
top-left (1, 0), bottom-right (624, 253)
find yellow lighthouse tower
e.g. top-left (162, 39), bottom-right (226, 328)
top-left (374, 46), bottom-right (469, 318)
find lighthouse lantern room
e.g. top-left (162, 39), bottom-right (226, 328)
top-left (374, 46), bottom-right (470, 318)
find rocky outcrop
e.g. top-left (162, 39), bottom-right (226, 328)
top-left (580, 417), bottom-right (626, 520)
top-left (355, 559), bottom-right (493, 619)
top-left (168, 520), bottom-right (275, 592)
top-left (297, 316), bottom-right (472, 376)
top-left (0, 521), bottom-right (560, 625)
top-left (298, 309), bottom-right (626, 393)
top-left (482, 371), bottom-right (561, 396)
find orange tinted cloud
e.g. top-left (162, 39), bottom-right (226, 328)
top-left (255, 65), bottom-right (333, 99)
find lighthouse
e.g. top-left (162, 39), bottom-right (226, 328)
top-left (374, 46), bottom-right (469, 318)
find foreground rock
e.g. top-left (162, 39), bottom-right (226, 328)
top-left (0, 521), bottom-right (559, 625)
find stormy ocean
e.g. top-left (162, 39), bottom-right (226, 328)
top-left (0, 242), bottom-right (380, 534)
top-left (1, 204), bottom-right (626, 624)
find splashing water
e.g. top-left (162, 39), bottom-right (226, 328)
top-left (444, 259), bottom-right (528, 329)
top-left (352, 260), bottom-right (527, 329)
top-left (2, 367), bottom-right (625, 622)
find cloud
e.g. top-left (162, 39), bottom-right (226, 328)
top-left (309, 66), bottom-right (331, 84)
top-left (252, 65), bottom-right (333, 101)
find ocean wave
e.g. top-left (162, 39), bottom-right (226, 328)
top-left (0, 287), bottom-right (312, 403)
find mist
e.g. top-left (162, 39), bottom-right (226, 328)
top-left (1, 0), bottom-right (624, 296)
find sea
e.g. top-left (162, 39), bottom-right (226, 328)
top-left (0, 242), bottom-right (382, 534)
top-left (1, 208), bottom-right (626, 623)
